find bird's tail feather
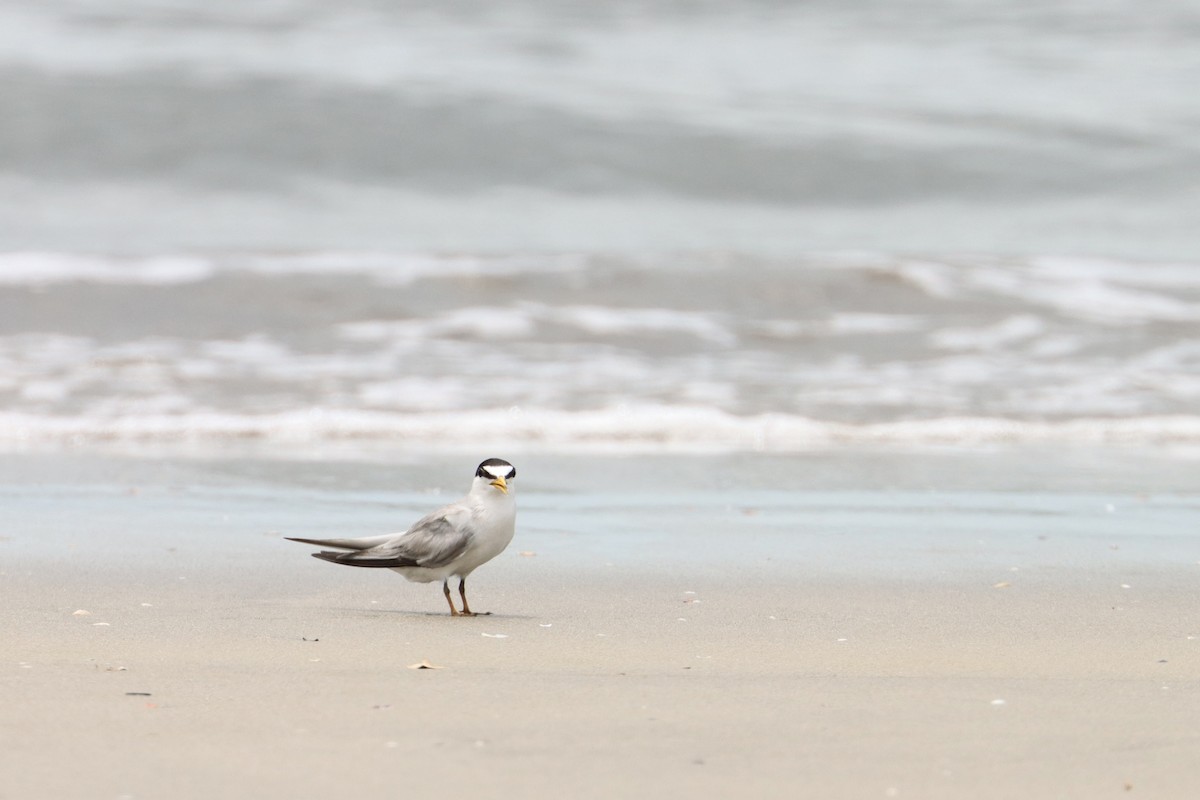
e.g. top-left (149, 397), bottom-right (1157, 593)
top-left (285, 534), bottom-right (395, 551)
top-left (312, 550), bottom-right (418, 569)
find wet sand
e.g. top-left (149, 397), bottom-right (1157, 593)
top-left (2, 450), bottom-right (1199, 798)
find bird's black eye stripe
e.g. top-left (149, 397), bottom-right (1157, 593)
top-left (476, 458), bottom-right (515, 480)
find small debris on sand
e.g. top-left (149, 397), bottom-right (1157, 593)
top-left (408, 660), bottom-right (442, 670)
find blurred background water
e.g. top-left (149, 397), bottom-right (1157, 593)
top-left (2, 1), bottom-right (1199, 450)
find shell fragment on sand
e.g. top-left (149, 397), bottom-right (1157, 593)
top-left (408, 660), bottom-right (442, 670)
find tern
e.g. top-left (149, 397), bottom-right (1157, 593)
top-left (287, 458), bottom-right (517, 616)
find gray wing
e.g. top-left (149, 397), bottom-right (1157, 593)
top-left (313, 510), bottom-right (474, 569)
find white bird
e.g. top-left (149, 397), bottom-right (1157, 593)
top-left (286, 458), bottom-right (517, 616)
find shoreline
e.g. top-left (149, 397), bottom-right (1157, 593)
top-left (1, 443), bottom-right (1199, 492)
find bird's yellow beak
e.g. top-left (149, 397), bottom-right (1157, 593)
top-left (489, 476), bottom-right (508, 494)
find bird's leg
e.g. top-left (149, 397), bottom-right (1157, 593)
top-left (458, 578), bottom-right (475, 617)
top-left (459, 578), bottom-right (488, 616)
top-left (442, 580), bottom-right (460, 616)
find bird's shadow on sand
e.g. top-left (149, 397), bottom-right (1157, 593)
top-left (329, 607), bottom-right (536, 621)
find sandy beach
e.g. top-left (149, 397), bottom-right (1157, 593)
top-left (3, 449), bottom-right (1198, 799)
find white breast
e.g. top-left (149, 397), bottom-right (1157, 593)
top-left (457, 495), bottom-right (516, 575)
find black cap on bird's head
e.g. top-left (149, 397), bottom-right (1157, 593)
top-left (476, 458), bottom-right (516, 494)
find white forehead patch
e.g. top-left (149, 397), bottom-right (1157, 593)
top-left (482, 464), bottom-right (513, 479)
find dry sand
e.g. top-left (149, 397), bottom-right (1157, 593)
top-left (2, 449), bottom-right (1199, 798)
top-left (4, 559), bottom-right (1199, 799)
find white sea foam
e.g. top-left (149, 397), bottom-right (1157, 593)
top-left (1028, 256), bottom-right (1200, 290)
top-left (886, 257), bottom-right (1200, 325)
top-left (339, 307), bottom-right (539, 343)
top-left (748, 314), bottom-right (926, 339)
top-left (356, 377), bottom-right (480, 411)
top-left (2, 408), bottom-right (1200, 451)
top-left (239, 252), bottom-right (586, 286)
top-left (0, 252), bottom-right (213, 285)
top-left (339, 304), bottom-right (737, 346)
top-left (895, 261), bottom-right (959, 299)
top-left (2, 250), bottom-right (1197, 336)
top-left (969, 266), bottom-right (1200, 324)
top-left (543, 305), bottom-right (737, 346)
top-left (0, 251), bottom-right (584, 287)
top-left (929, 315), bottom-right (1046, 351)
top-left (3, 251), bottom-right (1199, 452)
top-left (5, 318), bottom-right (1200, 423)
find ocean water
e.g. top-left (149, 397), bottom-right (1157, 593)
top-left (2, 0), bottom-right (1199, 256)
top-left (2, 2), bottom-right (1199, 453)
